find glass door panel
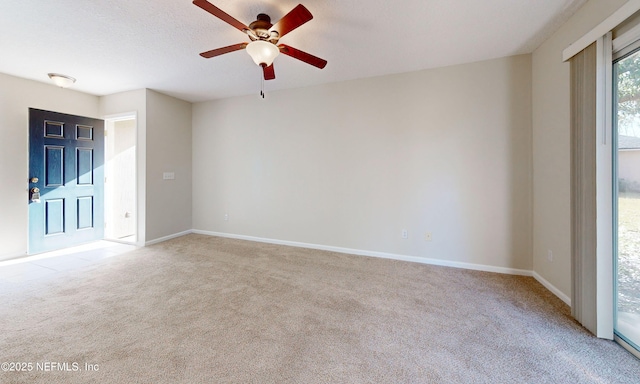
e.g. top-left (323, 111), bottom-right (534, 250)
top-left (614, 49), bottom-right (640, 352)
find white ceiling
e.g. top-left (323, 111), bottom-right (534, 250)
top-left (0, 0), bottom-right (587, 102)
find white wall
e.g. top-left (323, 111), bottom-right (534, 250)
top-left (193, 55), bottom-right (533, 271)
top-left (0, 73), bottom-right (99, 260)
top-left (145, 90), bottom-right (192, 242)
top-left (532, 0), bottom-right (627, 298)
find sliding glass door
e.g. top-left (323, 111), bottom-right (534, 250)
top-left (614, 48), bottom-right (640, 353)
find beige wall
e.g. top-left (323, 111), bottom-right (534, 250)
top-left (145, 90), bottom-right (192, 241)
top-left (193, 54), bottom-right (533, 271)
top-left (0, 72), bottom-right (100, 260)
top-left (532, 0), bottom-right (627, 298)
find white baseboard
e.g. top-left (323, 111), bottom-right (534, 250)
top-left (0, 251), bottom-right (28, 263)
top-left (145, 230), bottom-right (193, 246)
top-left (533, 271), bottom-right (571, 306)
top-left (100, 229), bottom-right (574, 307)
top-left (192, 229), bottom-right (533, 277)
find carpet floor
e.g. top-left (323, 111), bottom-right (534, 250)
top-left (1, 234), bottom-right (639, 383)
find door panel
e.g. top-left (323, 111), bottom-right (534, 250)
top-left (614, 50), bottom-right (640, 353)
top-left (28, 108), bottom-right (104, 254)
top-left (45, 199), bottom-right (65, 235)
top-left (45, 146), bottom-right (64, 186)
top-left (77, 196), bottom-right (94, 229)
top-left (77, 148), bottom-right (93, 185)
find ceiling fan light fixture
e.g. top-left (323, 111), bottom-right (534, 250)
top-left (246, 40), bottom-right (279, 67)
top-left (48, 73), bottom-right (76, 88)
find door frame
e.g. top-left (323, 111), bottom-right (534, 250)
top-left (103, 112), bottom-right (142, 246)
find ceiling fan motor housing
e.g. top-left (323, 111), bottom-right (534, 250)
top-left (249, 14), bottom-right (274, 40)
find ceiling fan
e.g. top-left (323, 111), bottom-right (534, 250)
top-left (193, 0), bottom-right (327, 81)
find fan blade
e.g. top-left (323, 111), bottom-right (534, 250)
top-left (263, 64), bottom-right (276, 80)
top-left (193, 0), bottom-right (248, 32)
top-left (200, 43), bottom-right (247, 58)
top-left (278, 44), bottom-right (327, 69)
top-left (269, 4), bottom-right (313, 38)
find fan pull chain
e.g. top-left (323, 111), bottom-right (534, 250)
top-left (260, 69), bottom-right (265, 99)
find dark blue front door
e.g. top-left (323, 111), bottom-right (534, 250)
top-left (28, 108), bottom-right (104, 254)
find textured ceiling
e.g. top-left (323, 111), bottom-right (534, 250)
top-left (0, 0), bottom-right (587, 102)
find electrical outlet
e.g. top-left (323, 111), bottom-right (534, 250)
top-left (401, 229), bottom-right (408, 239)
top-left (425, 232), bottom-right (432, 241)
top-left (547, 250), bottom-right (553, 261)
top-left (163, 172), bottom-right (175, 180)
top-left (224, 213), bottom-right (229, 221)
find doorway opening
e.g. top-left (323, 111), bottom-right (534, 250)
top-left (104, 115), bottom-right (137, 244)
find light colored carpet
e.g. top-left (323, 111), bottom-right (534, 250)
top-left (1, 234), bottom-right (639, 383)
